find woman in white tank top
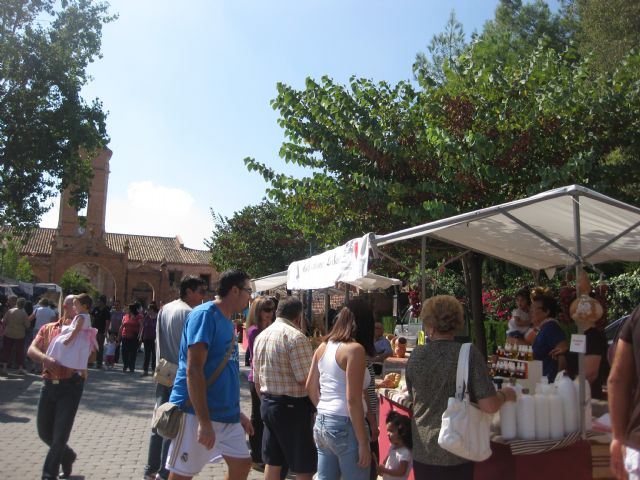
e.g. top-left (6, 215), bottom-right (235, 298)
top-left (306, 299), bottom-right (376, 480)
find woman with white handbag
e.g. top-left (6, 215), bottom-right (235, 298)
top-left (406, 295), bottom-right (516, 480)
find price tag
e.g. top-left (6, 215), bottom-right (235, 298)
top-left (570, 334), bottom-right (587, 353)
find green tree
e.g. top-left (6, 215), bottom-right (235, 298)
top-left (413, 10), bottom-right (466, 85)
top-left (0, 0), bottom-right (114, 227)
top-left (206, 201), bottom-right (309, 278)
top-left (59, 269), bottom-right (97, 297)
top-left (0, 235), bottom-right (33, 281)
top-left (576, 0), bottom-right (640, 73)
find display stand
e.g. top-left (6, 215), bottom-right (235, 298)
top-left (378, 389), bottom-right (598, 480)
top-left (492, 357), bottom-right (542, 391)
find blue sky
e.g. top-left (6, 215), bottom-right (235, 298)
top-left (40, 1), bottom-right (531, 249)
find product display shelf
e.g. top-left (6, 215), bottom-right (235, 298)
top-left (492, 357), bottom-right (543, 392)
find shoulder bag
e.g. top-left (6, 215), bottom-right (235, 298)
top-left (153, 311), bottom-right (177, 387)
top-left (438, 342), bottom-right (494, 462)
top-left (154, 358), bottom-right (178, 387)
top-left (152, 336), bottom-right (236, 439)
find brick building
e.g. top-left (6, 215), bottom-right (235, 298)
top-left (5, 149), bottom-right (216, 305)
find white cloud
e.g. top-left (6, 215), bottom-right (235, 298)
top-left (106, 181), bottom-right (212, 249)
top-left (40, 181), bottom-right (212, 250)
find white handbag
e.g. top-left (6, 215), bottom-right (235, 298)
top-left (437, 342), bottom-right (494, 462)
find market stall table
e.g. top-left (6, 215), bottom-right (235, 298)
top-left (378, 388), bottom-right (598, 480)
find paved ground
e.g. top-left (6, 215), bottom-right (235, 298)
top-left (0, 349), bottom-right (266, 480)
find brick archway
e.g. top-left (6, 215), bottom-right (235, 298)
top-left (60, 262), bottom-right (118, 301)
top-left (131, 281), bottom-right (154, 308)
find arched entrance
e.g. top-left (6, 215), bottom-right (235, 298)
top-left (131, 281), bottom-right (154, 308)
top-left (63, 262), bottom-right (117, 301)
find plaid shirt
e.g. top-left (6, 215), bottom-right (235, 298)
top-left (252, 317), bottom-right (313, 398)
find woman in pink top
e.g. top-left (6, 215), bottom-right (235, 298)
top-left (306, 298), bottom-right (376, 480)
top-left (246, 295), bottom-right (275, 468)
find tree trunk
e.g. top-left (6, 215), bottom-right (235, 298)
top-left (467, 252), bottom-right (487, 359)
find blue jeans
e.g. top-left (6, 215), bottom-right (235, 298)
top-left (313, 413), bottom-right (369, 480)
top-left (144, 383), bottom-right (172, 479)
top-left (37, 375), bottom-right (84, 480)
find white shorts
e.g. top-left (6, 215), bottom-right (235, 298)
top-left (166, 412), bottom-right (250, 477)
top-left (626, 445), bottom-right (640, 480)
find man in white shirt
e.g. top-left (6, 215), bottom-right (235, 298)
top-left (142, 275), bottom-right (208, 480)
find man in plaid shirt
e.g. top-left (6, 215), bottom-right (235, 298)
top-left (252, 297), bottom-right (316, 480)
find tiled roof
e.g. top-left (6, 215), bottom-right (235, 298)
top-left (104, 233), bottom-right (211, 265)
top-left (0, 227), bottom-right (211, 266)
top-left (0, 227), bottom-right (56, 255)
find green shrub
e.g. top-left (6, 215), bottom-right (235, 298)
top-left (607, 270), bottom-right (640, 319)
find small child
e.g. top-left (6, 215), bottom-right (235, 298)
top-left (46, 294), bottom-right (98, 370)
top-left (104, 333), bottom-right (117, 369)
top-left (377, 411), bottom-right (413, 480)
top-left (506, 288), bottom-right (532, 340)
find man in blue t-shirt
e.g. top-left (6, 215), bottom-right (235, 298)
top-left (166, 270), bottom-right (254, 480)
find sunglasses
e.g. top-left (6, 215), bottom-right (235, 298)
top-left (262, 307), bottom-right (274, 313)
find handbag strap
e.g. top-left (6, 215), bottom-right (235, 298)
top-left (184, 335), bottom-right (236, 408)
top-left (455, 343), bottom-right (472, 400)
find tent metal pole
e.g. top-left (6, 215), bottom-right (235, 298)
top-left (324, 291), bottom-right (330, 333)
top-left (421, 236), bottom-right (426, 302)
top-left (501, 211), bottom-right (579, 261)
top-left (583, 219), bottom-right (640, 261)
top-left (572, 193), bottom-right (587, 438)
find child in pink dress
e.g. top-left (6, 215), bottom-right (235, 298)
top-left (46, 293), bottom-right (98, 370)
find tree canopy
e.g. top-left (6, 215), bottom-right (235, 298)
top-left (0, 0), bottom-right (114, 227)
top-left (206, 201), bottom-right (309, 279)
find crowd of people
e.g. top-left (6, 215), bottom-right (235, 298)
top-left (4, 267), bottom-right (640, 480)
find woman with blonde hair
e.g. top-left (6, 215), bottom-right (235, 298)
top-left (306, 298), bottom-right (375, 480)
top-left (406, 295), bottom-right (516, 480)
top-left (246, 295), bottom-right (276, 470)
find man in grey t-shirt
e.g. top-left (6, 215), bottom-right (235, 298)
top-left (143, 275), bottom-right (207, 480)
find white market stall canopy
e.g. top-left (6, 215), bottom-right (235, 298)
top-left (251, 271), bottom-right (288, 293)
top-left (374, 185), bottom-right (640, 275)
top-left (343, 272), bottom-right (402, 291)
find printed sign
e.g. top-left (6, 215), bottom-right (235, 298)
top-left (570, 334), bottom-right (587, 354)
top-left (287, 234), bottom-right (372, 290)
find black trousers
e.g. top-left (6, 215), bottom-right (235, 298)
top-left (122, 338), bottom-right (139, 372)
top-left (249, 381), bottom-right (264, 464)
top-left (37, 375), bottom-right (84, 479)
top-left (143, 339), bottom-right (156, 373)
top-left (144, 383), bottom-right (172, 479)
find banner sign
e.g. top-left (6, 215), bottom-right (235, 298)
top-left (287, 234), bottom-right (372, 290)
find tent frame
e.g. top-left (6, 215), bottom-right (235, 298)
top-left (373, 185), bottom-right (640, 438)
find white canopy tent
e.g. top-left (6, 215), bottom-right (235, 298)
top-left (374, 185), bottom-right (640, 273)
top-left (251, 271), bottom-right (288, 293)
top-left (343, 272), bottom-right (402, 291)
top-left (373, 184), bottom-right (640, 437)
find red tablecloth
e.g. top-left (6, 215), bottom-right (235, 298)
top-left (379, 394), bottom-right (415, 480)
top-left (379, 393), bottom-right (593, 480)
top-left (475, 439), bottom-right (593, 480)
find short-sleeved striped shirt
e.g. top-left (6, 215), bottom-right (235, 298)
top-left (252, 317), bottom-right (313, 398)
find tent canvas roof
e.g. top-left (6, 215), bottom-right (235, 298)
top-left (374, 185), bottom-right (640, 273)
top-left (252, 271), bottom-right (288, 293)
top-left (343, 272), bottom-right (401, 291)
